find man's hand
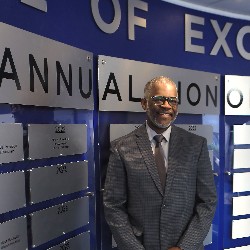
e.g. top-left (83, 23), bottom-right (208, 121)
top-left (168, 247), bottom-right (181, 250)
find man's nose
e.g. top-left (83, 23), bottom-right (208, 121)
top-left (161, 100), bottom-right (171, 108)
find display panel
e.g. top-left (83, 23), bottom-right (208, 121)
top-left (110, 124), bottom-right (213, 145)
top-left (110, 124), bottom-right (141, 141)
top-left (0, 123), bottom-right (24, 164)
top-left (28, 124), bottom-right (87, 159)
top-left (225, 76), bottom-right (250, 116)
top-left (0, 171), bottom-right (26, 214)
top-left (232, 218), bottom-right (250, 239)
top-left (0, 216), bottom-right (28, 250)
top-left (233, 172), bottom-right (250, 193)
top-left (98, 55), bottom-right (220, 114)
top-left (233, 149), bottom-right (250, 169)
top-left (233, 196), bottom-right (250, 216)
top-left (31, 197), bottom-right (89, 247)
top-left (175, 124), bottom-right (213, 145)
top-left (233, 125), bottom-right (250, 145)
top-left (30, 161), bottom-right (88, 203)
top-left (0, 22), bottom-right (93, 110)
top-left (48, 232), bottom-right (90, 250)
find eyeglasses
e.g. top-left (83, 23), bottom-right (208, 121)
top-left (151, 96), bottom-right (179, 106)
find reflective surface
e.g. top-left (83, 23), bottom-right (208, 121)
top-left (0, 216), bottom-right (28, 250)
top-left (31, 197), bottom-right (89, 247)
top-left (98, 55), bottom-right (220, 114)
top-left (0, 123), bottom-right (24, 164)
top-left (0, 171), bottom-right (26, 214)
top-left (29, 161), bottom-right (88, 203)
top-left (48, 232), bottom-right (90, 250)
top-left (28, 124), bottom-right (87, 159)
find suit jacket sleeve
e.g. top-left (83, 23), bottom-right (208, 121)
top-left (103, 141), bottom-right (145, 250)
top-left (177, 137), bottom-right (217, 250)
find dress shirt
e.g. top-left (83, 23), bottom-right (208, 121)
top-left (146, 122), bottom-right (171, 171)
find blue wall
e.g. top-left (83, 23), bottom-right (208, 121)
top-left (0, 1), bottom-right (250, 249)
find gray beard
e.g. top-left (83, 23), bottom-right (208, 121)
top-left (147, 110), bottom-right (171, 129)
top-left (146, 108), bottom-right (178, 129)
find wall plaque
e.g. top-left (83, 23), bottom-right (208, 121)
top-left (110, 124), bottom-right (213, 145)
top-left (233, 125), bottom-right (250, 145)
top-left (28, 124), bottom-right (87, 159)
top-left (0, 22), bottom-right (93, 110)
top-left (110, 124), bottom-right (214, 170)
top-left (0, 123), bottom-right (24, 164)
top-left (0, 216), bottom-right (28, 250)
top-left (233, 195), bottom-right (250, 216)
top-left (233, 149), bottom-right (250, 169)
top-left (233, 172), bottom-right (250, 193)
top-left (30, 161), bottom-right (88, 203)
top-left (110, 124), bottom-right (141, 142)
top-left (48, 232), bottom-right (90, 250)
top-left (225, 75), bottom-right (250, 115)
top-left (98, 55), bottom-right (220, 114)
top-left (175, 124), bottom-right (213, 145)
top-left (232, 218), bottom-right (250, 239)
top-left (31, 197), bottom-right (89, 247)
top-left (0, 171), bottom-right (26, 214)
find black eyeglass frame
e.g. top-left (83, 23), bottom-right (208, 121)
top-left (150, 95), bottom-right (179, 106)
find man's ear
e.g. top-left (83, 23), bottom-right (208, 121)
top-left (141, 98), bottom-right (147, 111)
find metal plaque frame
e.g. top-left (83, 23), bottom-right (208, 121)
top-left (28, 124), bottom-right (87, 159)
top-left (31, 197), bottom-right (89, 247)
top-left (29, 161), bottom-right (88, 203)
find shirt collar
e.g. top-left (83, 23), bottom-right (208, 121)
top-left (146, 121), bottom-right (172, 142)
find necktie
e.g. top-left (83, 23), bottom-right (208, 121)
top-left (153, 134), bottom-right (166, 190)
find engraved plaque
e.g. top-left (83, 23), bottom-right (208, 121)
top-left (110, 124), bottom-right (213, 146)
top-left (234, 149), bottom-right (250, 169)
top-left (28, 124), bottom-right (87, 159)
top-left (99, 55), bottom-right (220, 114)
top-left (110, 124), bottom-right (141, 142)
top-left (0, 216), bottom-right (28, 250)
top-left (110, 124), bottom-right (214, 170)
top-left (30, 161), bottom-right (88, 203)
top-left (234, 125), bottom-right (250, 145)
top-left (0, 22), bottom-right (93, 110)
top-left (0, 171), bottom-right (26, 214)
top-left (175, 124), bottom-right (213, 145)
top-left (233, 195), bottom-right (250, 216)
top-left (0, 123), bottom-right (24, 164)
top-left (232, 218), bottom-right (250, 239)
top-left (48, 232), bottom-right (90, 250)
top-left (31, 197), bottom-right (89, 247)
top-left (233, 172), bottom-right (250, 193)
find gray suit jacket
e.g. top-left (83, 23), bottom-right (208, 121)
top-left (103, 124), bottom-right (217, 250)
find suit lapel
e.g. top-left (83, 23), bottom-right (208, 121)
top-left (135, 124), bottom-right (163, 196)
top-left (165, 125), bottom-right (184, 195)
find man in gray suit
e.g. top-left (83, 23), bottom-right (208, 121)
top-left (103, 76), bottom-right (217, 250)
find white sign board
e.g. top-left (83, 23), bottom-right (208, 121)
top-left (225, 75), bottom-right (250, 115)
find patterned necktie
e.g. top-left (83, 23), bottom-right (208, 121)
top-left (153, 134), bottom-right (166, 190)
